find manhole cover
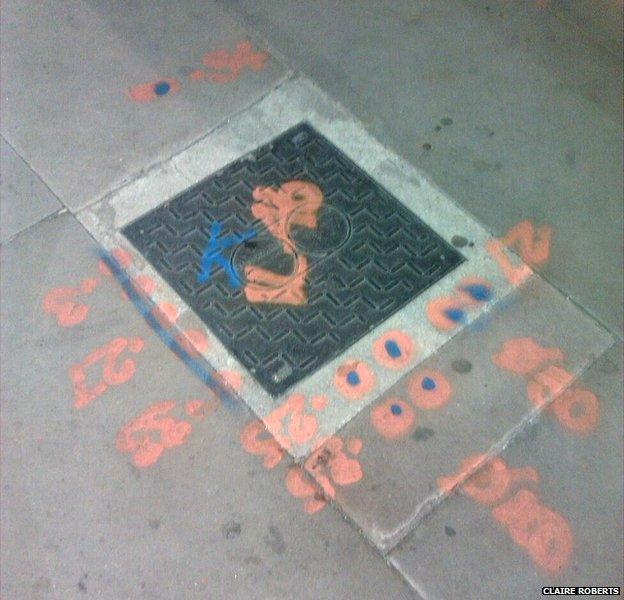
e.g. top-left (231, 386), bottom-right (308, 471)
top-left (122, 123), bottom-right (464, 395)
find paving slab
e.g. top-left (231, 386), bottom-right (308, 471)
top-left (388, 343), bottom-right (623, 600)
top-left (0, 212), bottom-right (418, 599)
top-left (0, 137), bottom-right (61, 243)
top-left (223, 0), bottom-right (624, 337)
top-left (301, 275), bottom-right (613, 552)
top-left (0, 0), bottom-right (288, 211)
top-left (78, 76), bottom-right (527, 459)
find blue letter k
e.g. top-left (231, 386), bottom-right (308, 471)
top-left (197, 220), bottom-right (257, 288)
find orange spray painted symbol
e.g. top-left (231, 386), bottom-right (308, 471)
top-left (245, 181), bottom-right (323, 306)
top-left (426, 277), bottom-right (494, 331)
top-left (192, 40), bottom-right (269, 84)
top-left (115, 401), bottom-right (192, 468)
top-left (439, 455), bottom-right (572, 573)
top-left (287, 436), bottom-right (364, 513)
top-left (42, 278), bottom-right (99, 327)
top-left (492, 489), bottom-right (573, 573)
top-left (486, 220), bottom-right (552, 286)
top-left (240, 420), bottom-right (285, 470)
top-left (263, 393), bottom-right (324, 450)
top-left (438, 454), bottom-right (539, 505)
top-left (492, 336), bottom-right (600, 435)
top-left (69, 337), bottom-right (144, 408)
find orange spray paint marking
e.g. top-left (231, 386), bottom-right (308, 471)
top-left (334, 360), bottom-right (376, 401)
top-left (310, 395), bottom-right (328, 411)
top-left (303, 436), bottom-right (363, 500)
top-left (200, 40), bottom-right (268, 84)
top-left (486, 220), bottom-right (551, 285)
top-left (98, 248), bottom-right (132, 276)
top-left (218, 370), bottom-right (243, 393)
top-left (128, 78), bottom-right (181, 103)
top-left (286, 436), bottom-right (363, 514)
top-left (550, 388), bottom-right (599, 435)
top-left (285, 466), bottom-right (327, 514)
top-left (438, 454), bottom-right (539, 505)
top-left (407, 370), bottom-right (452, 410)
top-left (372, 330), bottom-right (417, 370)
top-left (264, 394), bottom-right (320, 449)
top-left (244, 255), bottom-right (309, 305)
top-left (245, 181), bottom-right (323, 306)
top-left (127, 275), bottom-right (156, 298)
top-left (185, 396), bottom-right (219, 419)
top-left (42, 278), bottom-right (99, 326)
top-left (115, 401), bottom-right (192, 468)
top-left (151, 302), bottom-right (180, 327)
top-left (426, 296), bottom-right (466, 331)
top-left (485, 238), bottom-right (533, 287)
top-left (370, 398), bottom-right (416, 440)
top-left (492, 489), bottom-right (573, 573)
top-left (492, 337), bottom-right (564, 376)
top-left (240, 420), bottom-right (284, 470)
top-left (426, 276), bottom-right (494, 331)
top-left (174, 329), bottom-right (208, 358)
top-left (69, 337), bottom-right (144, 408)
top-left (492, 337), bottom-right (600, 435)
top-left (526, 365), bottom-right (575, 410)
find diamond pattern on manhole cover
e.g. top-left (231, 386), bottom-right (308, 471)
top-left (122, 123), bottom-right (464, 395)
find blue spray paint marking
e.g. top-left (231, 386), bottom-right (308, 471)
top-left (346, 371), bottom-right (360, 386)
top-left (421, 377), bottom-right (436, 390)
top-left (462, 283), bottom-right (492, 302)
top-left (444, 308), bottom-right (465, 323)
top-left (97, 248), bottom-right (237, 410)
top-left (384, 339), bottom-right (402, 358)
top-left (154, 81), bottom-right (171, 96)
top-left (390, 403), bottom-right (403, 415)
top-left (197, 221), bottom-right (257, 288)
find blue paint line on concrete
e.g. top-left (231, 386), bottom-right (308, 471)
top-left (97, 248), bottom-right (238, 411)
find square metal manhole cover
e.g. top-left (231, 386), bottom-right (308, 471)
top-left (122, 123), bottom-right (464, 395)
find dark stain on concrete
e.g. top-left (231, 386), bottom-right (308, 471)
top-left (412, 427), bottom-right (435, 442)
top-left (222, 521), bottom-right (242, 540)
top-left (451, 235), bottom-right (469, 248)
top-left (264, 525), bottom-right (286, 555)
top-left (451, 358), bottom-right (473, 373)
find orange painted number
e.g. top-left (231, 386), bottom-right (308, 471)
top-left (116, 401), bottom-right (192, 468)
top-left (42, 278), bottom-right (99, 327)
top-left (492, 489), bottom-right (573, 573)
top-left (240, 420), bottom-right (284, 469)
top-left (69, 337), bottom-right (144, 408)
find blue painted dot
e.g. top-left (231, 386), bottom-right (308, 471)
top-left (421, 377), bottom-right (436, 390)
top-left (390, 403), bottom-right (403, 415)
top-left (384, 339), bottom-right (402, 358)
top-left (463, 284), bottom-right (492, 302)
top-left (154, 81), bottom-right (171, 96)
top-left (444, 308), bottom-right (465, 322)
top-left (346, 371), bottom-right (360, 386)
